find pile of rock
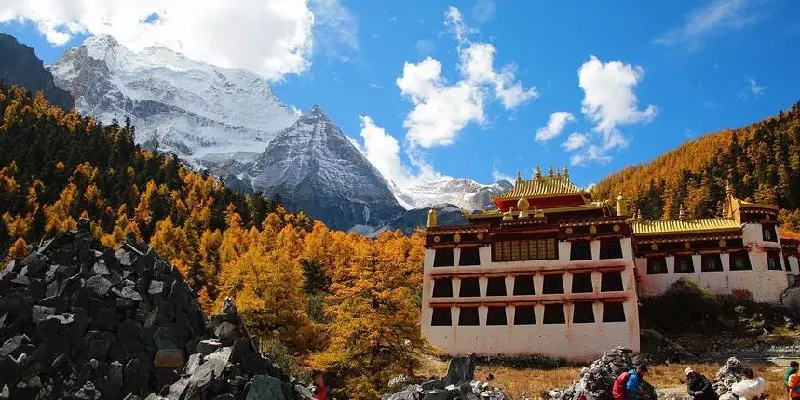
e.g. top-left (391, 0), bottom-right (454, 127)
top-left (0, 221), bottom-right (311, 399)
top-left (548, 347), bottom-right (656, 400)
top-left (711, 357), bottom-right (744, 397)
top-left (382, 355), bottom-right (509, 400)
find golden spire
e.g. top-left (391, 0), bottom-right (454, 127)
top-left (517, 170), bottom-right (522, 182)
top-left (548, 164), bottom-right (554, 176)
top-left (678, 203), bottom-right (686, 221)
top-left (427, 208), bottom-right (438, 228)
top-left (635, 208), bottom-right (643, 222)
top-left (556, 166), bottom-right (562, 177)
top-left (563, 164), bottom-right (569, 178)
top-left (534, 165), bottom-right (541, 180)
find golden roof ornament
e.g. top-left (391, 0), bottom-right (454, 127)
top-left (678, 203), bottom-right (686, 221)
top-left (533, 207), bottom-right (545, 219)
top-left (516, 170), bottom-right (522, 182)
top-left (534, 165), bottom-right (541, 180)
top-left (616, 192), bottom-right (627, 216)
top-left (548, 164), bottom-right (554, 176)
top-left (635, 208), bottom-right (643, 222)
top-left (517, 197), bottom-right (530, 211)
top-left (426, 208), bottom-right (438, 228)
top-left (556, 166), bottom-right (562, 177)
top-left (502, 207), bottom-right (514, 221)
top-left (563, 164), bottom-right (569, 178)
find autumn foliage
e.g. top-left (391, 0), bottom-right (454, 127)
top-left (0, 85), bottom-right (427, 398)
top-left (593, 101), bottom-right (800, 236)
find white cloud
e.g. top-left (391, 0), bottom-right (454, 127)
top-left (535, 112), bottom-right (575, 142)
top-left (747, 77), bottom-right (765, 96)
top-left (654, 0), bottom-right (761, 47)
top-left (560, 56), bottom-right (656, 165)
top-left (358, 115), bottom-right (443, 186)
top-left (396, 6), bottom-right (535, 149)
top-left (0, 0), bottom-right (356, 81)
top-left (309, 0), bottom-right (359, 62)
top-left (561, 132), bottom-right (590, 151)
top-left (472, 0), bottom-right (496, 23)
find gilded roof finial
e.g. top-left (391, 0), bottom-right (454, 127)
top-left (678, 203), bottom-right (686, 221)
top-left (533, 207), bottom-right (545, 219)
top-left (427, 208), bottom-right (438, 228)
top-left (517, 197), bottom-right (530, 211)
top-left (534, 165), bottom-right (541, 180)
top-left (503, 207), bottom-right (515, 221)
top-left (556, 166), bottom-right (562, 176)
top-left (635, 208), bottom-right (643, 222)
top-left (563, 164), bottom-right (569, 178)
top-left (548, 164), bottom-right (554, 176)
top-left (517, 170), bottom-right (522, 182)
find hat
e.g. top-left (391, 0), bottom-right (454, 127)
top-left (685, 367), bottom-right (695, 376)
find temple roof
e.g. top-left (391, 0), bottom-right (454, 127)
top-left (496, 175), bottom-right (584, 200)
top-left (632, 218), bottom-right (740, 235)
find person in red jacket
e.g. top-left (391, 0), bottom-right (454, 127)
top-left (312, 370), bottom-right (331, 400)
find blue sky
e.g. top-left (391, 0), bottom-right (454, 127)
top-left (2, 0), bottom-right (800, 188)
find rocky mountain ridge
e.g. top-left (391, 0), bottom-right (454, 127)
top-left (0, 33), bottom-right (74, 111)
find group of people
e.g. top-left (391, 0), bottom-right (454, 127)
top-left (612, 362), bottom-right (797, 400)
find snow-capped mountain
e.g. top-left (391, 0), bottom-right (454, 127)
top-left (391, 178), bottom-right (513, 210)
top-left (50, 35), bottom-right (298, 164)
top-left (247, 106), bottom-right (405, 229)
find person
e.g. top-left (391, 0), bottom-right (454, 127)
top-left (685, 367), bottom-right (718, 400)
top-left (786, 361), bottom-right (799, 389)
top-left (312, 370), bottom-right (331, 400)
top-left (624, 365), bottom-right (649, 400)
top-left (612, 369), bottom-right (631, 400)
top-left (789, 367), bottom-right (800, 399)
top-left (731, 367), bottom-right (766, 400)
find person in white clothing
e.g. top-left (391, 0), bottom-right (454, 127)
top-left (731, 368), bottom-right (766, 400)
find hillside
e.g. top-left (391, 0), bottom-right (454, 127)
top-left (593, 101), bottom-right (800, 234)
top-left (0, 33), bottom-right (74, 111)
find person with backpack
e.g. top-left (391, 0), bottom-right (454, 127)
top-left (786, 361), bottom-right (799, 390)
top-left (789, 367), bottom-right (800, 399)
top-left (685, 367), bottom-right (718, 400)
top-left (613, 365), bottom-right (648, 400)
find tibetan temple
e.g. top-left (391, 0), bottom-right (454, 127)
top-left (421, 165), bottom-right (800, 360)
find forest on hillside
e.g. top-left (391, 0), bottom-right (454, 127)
top-left (0, 85), bottom-right (427, 399)
top-left (594, 101), bottom-right (800, 236)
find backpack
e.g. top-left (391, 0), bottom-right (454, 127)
top-left (612, 371), bottom-right (631, 400)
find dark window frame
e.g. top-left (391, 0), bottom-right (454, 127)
top-left (700, 254), bottom-right (724, 272)
top-left (486, 306), bottom-right (508, 326)
top-left (571, 272), bottom-right (593, 293)
top-left (542, 274), bottom-right (564, 294)
top-left (767, 250), bottom-right (783, 271)
top-left (458, 247), bottom-right (481, 266)
top-left (433, 248), bottom-right (455, 267)
top-left (762, 224), bottom-right (778, 242)
top-left (513, 306), bottom-right (536, 325)
top-left (599, 238), bottom-right (623, 260)
top-left (674, 255), bottom-right (695, 273)
top-left (486, 277), bottom-right (507, 297)
top-left (602, 302), bottom-right (626, 322)
top-left (431, 308), bottom-right (452, 326)
top-left (432, 278), bottom-right (453, 298)
top-left (512, 275), bottom-right (536, 295)
top-left (458, 277), bottom-right (481, 297)
top-left (570, 240), bottom-right (592, 260)
top-left (572, 301), bottom-right (595, 324)
top-left (600, 271), bottom-right (624, 292)
top-left (646, 256), bottom-right (668, 274)
top-left (458, 307), bottom-right (480, 326)
top-left (543, 303), bottom-right (565, 324)
top-left (729, 251), bottom-right (753, 271)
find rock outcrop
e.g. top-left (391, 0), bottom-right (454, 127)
top-left (382, 354), bottom-right (510, 400)
top-left (0, 220), bottom-right (311, 399)
top-left (547, 347), bottom-right (656, 400)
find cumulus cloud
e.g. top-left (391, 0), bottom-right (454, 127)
top-left (560, 56), bottom-right (656, 165)
top-left (535, 112), bottom-right (575, 142)
top-left (561, 132), bottom-right (590, 151)
top-left (396, 6), bottom-right (536, 149)
top-left (654, 0), bottom-right (762, 47)
top-left (358, 115), bottom-right (442, 186)
top-left (0, 0), bottom-right (356, 80)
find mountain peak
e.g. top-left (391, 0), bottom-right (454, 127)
top-left (84, 34), bottom-right (120, 51)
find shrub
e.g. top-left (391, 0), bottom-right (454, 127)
top-left (640, 278), bottom-right (721, 333)
top-left (259, 338), bottom-right (309, 381)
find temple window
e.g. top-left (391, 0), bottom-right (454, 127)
top-left (543, 304), bottom-right (566, 324)
top-left (599, 239), bottom-right (623, 260)
top-left (458, 247), bottom-right (481, 266)
top-left (729, 251), bottom-right (753, 271)
top-left (571, 272), bottom-right (593, 293)
top-left (542, 274), bottom-right (564, 294)
top-left (700, 254), bottom-right (724, 272)
top-left (601, 271), bottom-right (624, 292)
top-left (512, 275), bottom-right (536, 295)
top-left (430, 308), bottom-right (452, 326)
top-left (603, 302), bottom-right (626, 322)
top-left (432, 278), bottom-right (453, 298)
top-left (572, 301), bottom-right (595, 324)
top-left (492, 239), bottom-right (557, 261)
top-left (458, 307), bottom-right (480, 326)
top-left (570, 240), bottom-right (592, 260)
top-left (786, 255), bottom-right (793, 272)
top-left (674, 255), bottom-right (695, 273)
top-left (486, 277), bottom-right (507, 296)
top-left (762, 224), bottom-right (778, 242)
top-left (513, 306), bottom-right (536, 325)
top-left (459, 278), bottom-right (481, 297)
top-left (767, 250), bottom-right (783, 271)
top-left (647, 256), bottom-right (668, 274)
top-left (433, 248), bottom-right (454, 267)
top-left (486, 307), bottom-right (508, 326)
